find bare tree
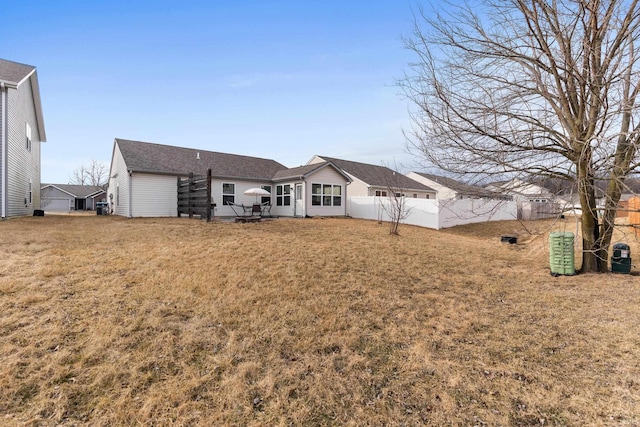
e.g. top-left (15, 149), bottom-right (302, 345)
top-left (69, 159), bottom-right (108, 187)
top-left (400, 0), bottom-right (640, 273)
top-left (378, 163), bottom-right (413, 235)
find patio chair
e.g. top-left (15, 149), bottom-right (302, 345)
top-left (227, 201), bottom-right (250, 217)
top-left (261, 202), bottom-right (272, 217)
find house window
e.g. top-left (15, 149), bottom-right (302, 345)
top-left (222, 183), bottom-right (235, 205)
top-left (25, 123), bottom-right (32, 152)
top-left (413, 194), bottom-right (418, 198)
top-left (261, 185), bottom-right (271, 205)
top-left (312, 183), bottom-right (341, 206)
top-left (28, 180), bottom-right (32, 205)
top-left (375, 190), bottom-right (387, 197)
top-left (276, 184), bottom-right (291, 206)
top-left (426, 194), bottom-right (430, 199)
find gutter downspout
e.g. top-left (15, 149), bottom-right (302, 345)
top-left (128, 170), bottom-right (133, 218)
top-left (1, 82), bottom-right (7, 219)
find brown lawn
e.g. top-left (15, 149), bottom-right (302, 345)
top-left (0, 215), bottom-right (639, 426)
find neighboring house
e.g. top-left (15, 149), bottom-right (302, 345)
top-left (407, 171), bottom-right (502, 200)
top-left (486, 178), bottom-right (565, 220)
top-left (107, 139), bottom-right (351, 218)
top-left (486, 178), bottom-right (555, 203)
top-left (0, 58), bottom-right (46, 218)
top-left (308, 155), bottom-right (436, 199)
top-left (41, 184), bottom-right (106, 212)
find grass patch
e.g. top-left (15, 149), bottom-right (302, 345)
top-left (0, 215), bottom-right (639, 425)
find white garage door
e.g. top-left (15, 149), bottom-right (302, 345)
top-left (43, 198), bottom-right (72, 212)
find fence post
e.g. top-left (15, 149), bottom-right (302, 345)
top-left (206, 169), bottom-right (212, 222)
top-left (188, 172), bottom-right (194, 219)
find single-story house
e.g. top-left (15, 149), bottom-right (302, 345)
top-left (407, 172), bottom-right (503, 200)
top-left (107, 139), bottom-right (351, 218)
top-left (307, 155), bottom-right (436, 199)
top-left (41, 184), bottom-right (106, 212)
top-left (485, 178), bottom-right (555, 203)
top-left (0, 58), bottom-right (46, 218)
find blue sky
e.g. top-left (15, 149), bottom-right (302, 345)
top-left (2, 1), bottom-right (423, 183)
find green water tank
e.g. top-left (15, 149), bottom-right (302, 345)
top-left (549, 232), bottom-right (575, 276)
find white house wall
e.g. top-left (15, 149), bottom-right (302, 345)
top-left (305, 166), bottom-right (348, 217)
top-left (131, 173), bottom-right (177, 217)
top-left (108, 144), bottom-right (131, 217)
top-left (6, 79), bottom-right (41, 216)
top-left (211, 179), bottom-right (273, 217)
top-left (41, 186), bottom-right (73, 212)
top-left (406, 172), bottom-right (456, 200)
top-left (345, 176), bottom-right (371, 197)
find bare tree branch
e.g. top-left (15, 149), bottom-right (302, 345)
top-left (69, 159), bottom-right (108, 187)
top-left (400, 0), bottom-right (640, 273)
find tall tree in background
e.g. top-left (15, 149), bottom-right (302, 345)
top-left (69, 159), bottom-right (108, 187)
top-left (401, 0), bottom-right (640, 273)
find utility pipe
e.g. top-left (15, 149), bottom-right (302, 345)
top-left (1, 82), bottom-right (7, 219)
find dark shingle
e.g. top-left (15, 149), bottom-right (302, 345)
top-left (0, 58), bottom-right (35, 85)
top-left (412, 172), bottom-right (498, 198)
top-left (116, 139), bottom-right (287, 180)
top-left (316, 156), bottom-right (434, 191)
top-left (42, 184), bottom-right (105, 198)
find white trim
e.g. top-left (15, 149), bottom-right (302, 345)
top-left (128, 171), bottom-right (133, 218)
top-left (1, 83), bottom-right (6, 218)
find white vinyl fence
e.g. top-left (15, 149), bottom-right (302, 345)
top-left (347, 197), bottom-right (518, 230)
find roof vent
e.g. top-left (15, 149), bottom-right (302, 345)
top-left (196, 152), bottom-right (200, 160)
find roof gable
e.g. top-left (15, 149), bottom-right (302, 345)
top-left (314, 156), bottom-right (434, 191)
top-left (0, 58), bottom-right (46, 142)
top-left (0, 58), bottom-right (35, 86)
top-left (42, 184), bottom-right (105, 198)
top-left (115, 139), bottom-right (287, 180)
top-left (272, 161), bottom-right (351, 182)
top-left (412, 172), bottom-right (498, 198)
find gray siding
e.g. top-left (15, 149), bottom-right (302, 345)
top-left (41, 186), bottom-right (73, 212)
top-left (305, 166), bottom-right (347, 217)
top-left (0, 86), bottom-right (4, 217)
top-left (131, 173), bottom-right (177, 217)
top-left (108, 144), bottom-right (131, 216)
top-left (6, 80), bottom-right (40, 216)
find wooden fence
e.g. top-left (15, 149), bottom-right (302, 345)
top-left (177, 169), bottom-right (212, 222)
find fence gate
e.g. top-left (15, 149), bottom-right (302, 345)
top-left (178, 169), bottom-right (212, 221)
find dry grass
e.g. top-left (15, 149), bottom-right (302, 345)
top-left (1, 215), bottom-right (639, 426)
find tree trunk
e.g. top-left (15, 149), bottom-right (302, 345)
top-left (578, 159), bottom-right (603, 273)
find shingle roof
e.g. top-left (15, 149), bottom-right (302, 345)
top-left (272, 163), bottom-right (328, 181)
top-left (0, 58), bottom-right (35, 86)
top-left (272, 161), bottom-right (351, 182)
top-left (412, 172), bottom-right (498, 198)
top-left (115, 139), bottom-right (287, 180)
top-left (315, 156), bottom-right (434, 191)
top-left (42, 184), bottom-right (105, 198)
top-left (0, 58), bottom-right (46, 142)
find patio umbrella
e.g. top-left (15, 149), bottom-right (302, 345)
top-left (243, 187), bottom-right (270, 203)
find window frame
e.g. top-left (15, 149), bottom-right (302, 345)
top-left (261, 185), bottom-right (272, 205)
top-left (312, 183), bottom-right (341, 206)
top-left (25, 122), bottom-right (32, 152)
top-left (276, 184), bottom-right (291, 206)
top-left (222, 183), bottom-right (235, 205)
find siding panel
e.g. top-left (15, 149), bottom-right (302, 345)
top-left (131, 173), bottom-right (177, 217)
top-left (306, 166), bottom-right (347, 217)
top-left (211, 179), bottom-right (272, 217)
top-left (108, 144), bottom-right (130, 216)
top-left (6, 80), bottom-right (40, 217)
